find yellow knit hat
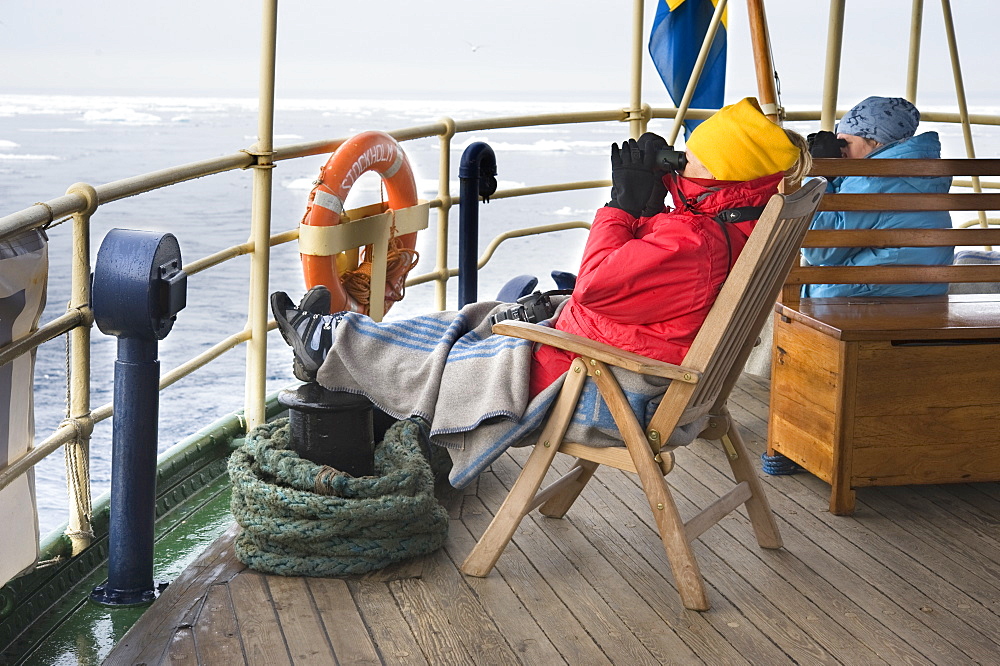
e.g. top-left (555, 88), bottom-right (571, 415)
top-left (685, 97), bottom-right (799, 181)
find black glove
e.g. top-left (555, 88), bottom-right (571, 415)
top-left (807, 130), bottom-right (847, 158)
top-left (607, 139), bottom-right (657, 218)
top-left (637, 132), bottom-right (669, 216)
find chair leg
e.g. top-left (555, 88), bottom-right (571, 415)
top-left (636, 461), bottom-right (711, 611)
top-left (722, 420), bottom-right (783, 550)
top-left (538, 458), bottom-right (599, 518)
top-left (461, 358), bottom-right (588, 578)
top-left (590, 364), bottom-right (710, 610)
top-left (460, 428), bottom-right (565, 577)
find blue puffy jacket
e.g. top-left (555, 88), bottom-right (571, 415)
top-left (802, 131), bottom-right (954, 298)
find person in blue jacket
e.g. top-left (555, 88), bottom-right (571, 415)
top-left (802, 96), bottom-right (954, 298)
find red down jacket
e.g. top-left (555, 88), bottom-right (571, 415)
top-left (529, 171), bottom-right (784, 396)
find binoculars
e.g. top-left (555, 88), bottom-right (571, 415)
top-left (655, 148), bottom-right (688, 173)
top-left (489, 290), bottom-right (558, 327)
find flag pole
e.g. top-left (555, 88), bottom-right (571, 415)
top-left (666, 0), bottom-right (729, 145)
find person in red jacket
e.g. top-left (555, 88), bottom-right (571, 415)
top-left (529, 97), bottom-right (811, 396)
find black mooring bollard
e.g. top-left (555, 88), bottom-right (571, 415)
top-left (278, 384), bottom-right (377, 476)
top-left (89, 228), bottom-right (187, 607)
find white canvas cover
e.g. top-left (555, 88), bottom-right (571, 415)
top-left (0, 228), bottom-right (47, 588)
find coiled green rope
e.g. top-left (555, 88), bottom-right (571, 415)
top-left (229, 418), bottom-right (449, 577)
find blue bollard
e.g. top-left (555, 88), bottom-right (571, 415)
top-left (89, 229), bottom-right (187, 607)
top-left (458, 142), bottom-right (497, 308)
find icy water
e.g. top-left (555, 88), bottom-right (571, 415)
top-left (2, 93), bottom-right (998, 537)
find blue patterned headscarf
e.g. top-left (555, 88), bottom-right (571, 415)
top-left (837, 96), bottom-right (920, 145)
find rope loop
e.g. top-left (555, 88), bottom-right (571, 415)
top-left (340, 201), bottom-right (420, 307)
top-left (229, 418), bottom-right (449, 577)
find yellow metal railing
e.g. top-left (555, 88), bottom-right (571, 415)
top-left (1, 0), bottom-right (999, 563)
top-left (2, 102), bottom-right (1000, 555)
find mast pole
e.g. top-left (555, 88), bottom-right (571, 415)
top-left (745, 0), bottom-right (780, 122)
top-left (906, 0), bottom-right (924, 103)
top-left (820, 0), bottom-right (846, 131)
top-left (245, 0), bottom-right (278, 430)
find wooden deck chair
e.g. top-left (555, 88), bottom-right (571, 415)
top-left (461, 177), bottom-right (827, 611)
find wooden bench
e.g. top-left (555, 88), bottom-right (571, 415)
top-left (767, 158), bottom-right (1000, 514)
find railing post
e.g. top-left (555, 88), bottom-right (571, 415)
top-left (64, 183), bottom-right (99, 556)
top-left (458, 142), bottom-right (498, 308)
top-left (89, 229), bottom-right (187, 606)
top-left (940, 0), bottom-right (989, 245)
top-left (435, 118), bottom-right (457, 310)
top-left (244, 0), bottom-right (278, 431)
top-left (820, 0), bottom-right (846, 131)
top-left (629, 0), bottom-right (645, 139)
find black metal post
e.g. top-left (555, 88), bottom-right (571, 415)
top-left (458, 142), bottom-right (497, 308)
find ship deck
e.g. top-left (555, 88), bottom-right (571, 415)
top-left (104, 373), bottom-right (1000, 665)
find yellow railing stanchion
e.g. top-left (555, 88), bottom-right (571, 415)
top-left (820, 0), bottom-right (846, 131)
top-left (435, 117), bottom-right (457, 311)
top-left (64, 183), bottom-right (98, 555)
top-left (629, 0), bottom-right (645, 139)
top-left (244, 0), bottom-right (278, 430)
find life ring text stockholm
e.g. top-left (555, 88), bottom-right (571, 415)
top-left (300, 131), bottom-right (419, 315)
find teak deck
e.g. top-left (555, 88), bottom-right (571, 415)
top-left (105, 374), bottom-right (1000, 665)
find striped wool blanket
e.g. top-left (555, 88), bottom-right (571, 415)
top-left (315, 299), bottom-right (706, 488)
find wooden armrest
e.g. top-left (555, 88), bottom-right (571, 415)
top-left (492, 320), bottom-right (700, 383)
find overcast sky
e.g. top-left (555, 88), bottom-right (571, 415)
top-left (1, 1), bottom-right (996, 108)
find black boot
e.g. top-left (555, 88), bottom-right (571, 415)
top-left (271, 286), bottom-right (345, 382)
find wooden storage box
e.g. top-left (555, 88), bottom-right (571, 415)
top-left (767, 295), bottom-right (1000, 514)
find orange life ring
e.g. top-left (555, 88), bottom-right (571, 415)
top-left (300, 131), bottom-right (419, 315)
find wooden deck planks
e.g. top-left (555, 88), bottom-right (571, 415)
top-left (442, 518), bottom-right (567, 663)
top-left (349, 579), bottom-right (429, 664)
top-left (266, 575), bottom-right (338, 664)
top-left (693, 398), bottom-right (999, 663)
top-left (106, 523), bottom-right (248, 666)
top-left (674, 448), bottom-right (933, 665)
top-left (103, 374), bottom-right (1000, 665)
top-left (487, 452), bottom-right (712, 664)
top-left (691, 409), bottom-right (990, 663)
top-left (571, 450), bottom-right (844, 664)
top-left (308, 577), bottom-right (382, 664)
top-left (228, 572), bottom-right (293, 665)
top-left (459, 492), bottom-right (613, 664)
top-left (190, 584), bottom-right (245, 666)
top-left (475, 467), bottom-right (664, 665)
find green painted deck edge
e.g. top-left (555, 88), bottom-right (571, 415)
top-left (0, 393), bottom-right (289, 662)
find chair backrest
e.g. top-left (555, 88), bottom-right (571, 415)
top-left (647, 177), bottom-right (826, 437)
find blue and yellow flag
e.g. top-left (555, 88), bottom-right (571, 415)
top-left (648, 0), bottom-right (727, 137)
